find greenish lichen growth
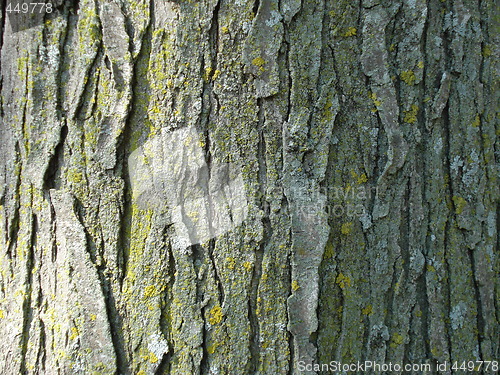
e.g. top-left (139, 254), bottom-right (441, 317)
top-left (404, 104), bottom-right (419, 124)
top-left (482, 45), bottom-right (492, 57)
top-left (336, 273), bottom-right (351, 289)
top-left (143, 285), bottom-right (157, 299)
top-left (341, 222), bottom-right (353, 235)
top-left (362, 305), bottom-right (373, 315)
top-left (390, 332), bottom-right (405, 348)
top-left (400, 70), bottom-right (416, 85)
top-left (471, 114), bottom-right (480, 128)
top-left (208, 305), bottom-right (224, 325)
top-left (343, 27), bottom-right (357, 37)
top-left (251, 57), bottom-right (266, 72)
top-left (452, 196), bottom-right (467, 215)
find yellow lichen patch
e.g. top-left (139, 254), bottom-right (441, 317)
top-left (252, 57), bottom-right (266, 71)
top-left (207, 343), bottom-right (218, 354)
top-left (390, 332), bottom-right (405, 348)
top-left (431, 346), bottom-right (441, 357)
top-left (369, 92), bottom-right (381, 109)
top-left (471, 114), bottom-right (480, 128)
top-left (336, 273), bottom-right (351, 289)
top-left (69, 327), bottom-right (80, 340)
top-left (452, 196), bottom-right (467, 215)
top-left (221, 26), bottom-right (229, 34)
top-left (212, 69), bottom-right (221, 80)
top-left (482, 45), bottom-right (492, 57)
top-left (226, 257), bottom-right (236, 270)
top-left (417, 61), bottom-right (425, 69)
top-left (358, 174), bottom-right (368, 184)
top-left (89, 314), bottom-right (97, 321)
top-left (291, 280), bottom-right (300, 291)
top-left (343, 27), bottom-right (357, 37)
top-left (400, 70), bottom-right (416, 85)
top-left (324, 241), bottom-right (335, 259)
top-left (341, 222), bottom-right (353, 235)
top-left (67, 168), bottom-right (84, 184)
top-left (0, 310), bottom-right (4, 318)
top-left (143, 285), bottom-right (157, 299)
top-left (362, 304), bottom-right (373, 315)
top-left (404, 104), bottom-right (419, 124)
top-left (204, 67), bottom-right (212, 82)
top-left (243, 261), bottom-right (253, 272)
top-left (148, 352), bottom-right (158, 363)
top-left (140, 350), bottom-right (158, 363)
top-left (209, 305), bottom-right (224, 325)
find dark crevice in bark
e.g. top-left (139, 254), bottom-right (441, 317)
top-left (252, 0), bottom-right (260, 17)
top-left (441, 100), bottom-right (454, 359)
top-left (54, 3), bottom-right (74, 119)
top-left (73, 44), bottom-right (102, 121)
top-left (468, 247), bottom-right (485, 362)
top-left (119, 0), bottom-right (137, 60)
top-left (72, 0), bottom-right (102, 121)
top-left (191, 242), bottom-right (208, 375)
top-left (209, 0), bottom-right (221, 59)
top-left (43, 123), bottom-right (67, 190)
top-left (74, 197), bottom-right (96, 263)
top-left (399, 180), bottom-right (411, 282)
top-left (0, 0), bottom-right (6, 72)
top-left (204, 0), bottom-right (221, 131)
top-left (285, 228), bottom-right (294, 375)
top-left (160, 238), bottom-right (176, 374)
top-left (74, 196), bottom-right (129, 373)
top-left (417, 268), bottom-right (432, 363)
top-left (442, 1), bottom-right (453, 74)
top-left (383, 253), bottom-right (400, 361)
top-left (477, 0), bottom-right (489, 88)
top-left (199, 307), bottom-right (209, 374)
top-left (117, 0), bottom-right (154, 288)
top-left (36, 318), bottom-right (47, 372)
top-left (281, 28), bottom-right (291, 124)
top-left (6, 142), bottom-right (22, 260)
top-left (403, 302), bottom-right (415, 367)
top-left (154, 353), bottom-right (170, 375)
top-left (373, 108), bottom-right (386, 191)
top-left (101, 282), bottom-right (129, 374)
top-left (208, 239), bottom-right (224, 306)
top-left (20, 213), bottom-right (37, 374)
top-left (496, 203), bottom-right (500, 334)
top-left (248, 97), bottom-right (266, 374)
top-left (248, 239), bottom-right (264, 373)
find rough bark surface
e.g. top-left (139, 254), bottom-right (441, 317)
top-left (0, 0), bottom-right (498, 374)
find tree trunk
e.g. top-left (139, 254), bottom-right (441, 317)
top-left (0, 0), bottom-right (497, 374)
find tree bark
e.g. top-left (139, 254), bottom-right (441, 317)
top-left (0, 0), bottom-right (498, 374)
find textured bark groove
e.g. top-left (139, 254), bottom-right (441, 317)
top-left (0, 0), bottom-right (498, 374)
